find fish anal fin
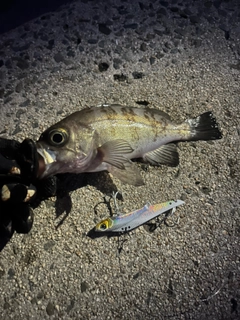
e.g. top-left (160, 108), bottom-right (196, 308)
top-left (143, 144), bottom-right (179, 167)
top-left (108, 162), bottom-right (144, 186)
top-left (99, 139), bottom-right (133, 169)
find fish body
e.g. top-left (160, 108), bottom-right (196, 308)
top-left (87, 199), bottom-right (185, 237)
top-left (36, 104), bottom-right (222, 185)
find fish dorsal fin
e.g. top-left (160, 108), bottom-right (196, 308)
top-left (108, 161), bottom-right (144, 186)
top-left (146, 108), bottom-right (171, 120)
top-left (143, 144), bottom-right (179, 167)
top-left (99, 139), bottom-right (133, 169)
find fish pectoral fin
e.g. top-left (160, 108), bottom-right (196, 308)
top-left (143, 144), bottom-right (179, 167)
top-left (99, 139), bottom-right (133, 169)
top-left (108, 161), bottom-right (144, 186)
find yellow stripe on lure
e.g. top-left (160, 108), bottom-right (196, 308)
top-left (87, 200), bottom-right (184, 238)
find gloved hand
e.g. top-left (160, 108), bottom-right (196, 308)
top-left (0, 137), bottom-right (57, 237)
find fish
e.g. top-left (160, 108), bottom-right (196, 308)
top-left (87, 199), bottom-right (185, 238)
top-left (36, 104), bottom-right (222, 186)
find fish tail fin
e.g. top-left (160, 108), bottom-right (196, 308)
top-left (187, 112), bottom-right (222, 141)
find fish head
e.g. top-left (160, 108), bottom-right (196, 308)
top-left (36, 119), bottom-right (97, 178)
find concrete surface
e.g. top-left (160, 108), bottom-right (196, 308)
top-left (0, 0), bottom-right (239, 319)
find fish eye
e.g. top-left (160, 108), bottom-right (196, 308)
top-left (48, 128), bottom-right (69, 147)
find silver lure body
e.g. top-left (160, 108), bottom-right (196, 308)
top-left (88, 200), bottom-right (185, 236)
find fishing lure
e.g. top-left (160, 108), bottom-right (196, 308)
top-left (87, 200), bottom-right (184, 238)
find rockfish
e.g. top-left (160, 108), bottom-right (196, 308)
top-left (36, 104), bottom-right (222, 186)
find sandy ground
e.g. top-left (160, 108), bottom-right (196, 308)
top-left (0, 0), bottom-right (239, 319)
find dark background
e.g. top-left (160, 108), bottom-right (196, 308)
top-left (0, 0), bottom-right (74, 34)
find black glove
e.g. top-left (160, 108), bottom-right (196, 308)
top-left (0, 138), bottom-right (57, 237)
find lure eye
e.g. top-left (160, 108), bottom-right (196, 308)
top-left (99, 223), bottom-right (107, 230)
top-left (47, 128), bottom-right (69, 147)
top-left (96, 218), bottom-right (113, 232)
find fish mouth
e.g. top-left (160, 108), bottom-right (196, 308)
top-left (36, 143), bottom-right (57, 178)
top-left (37, 144), bottom-right (56, 165)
